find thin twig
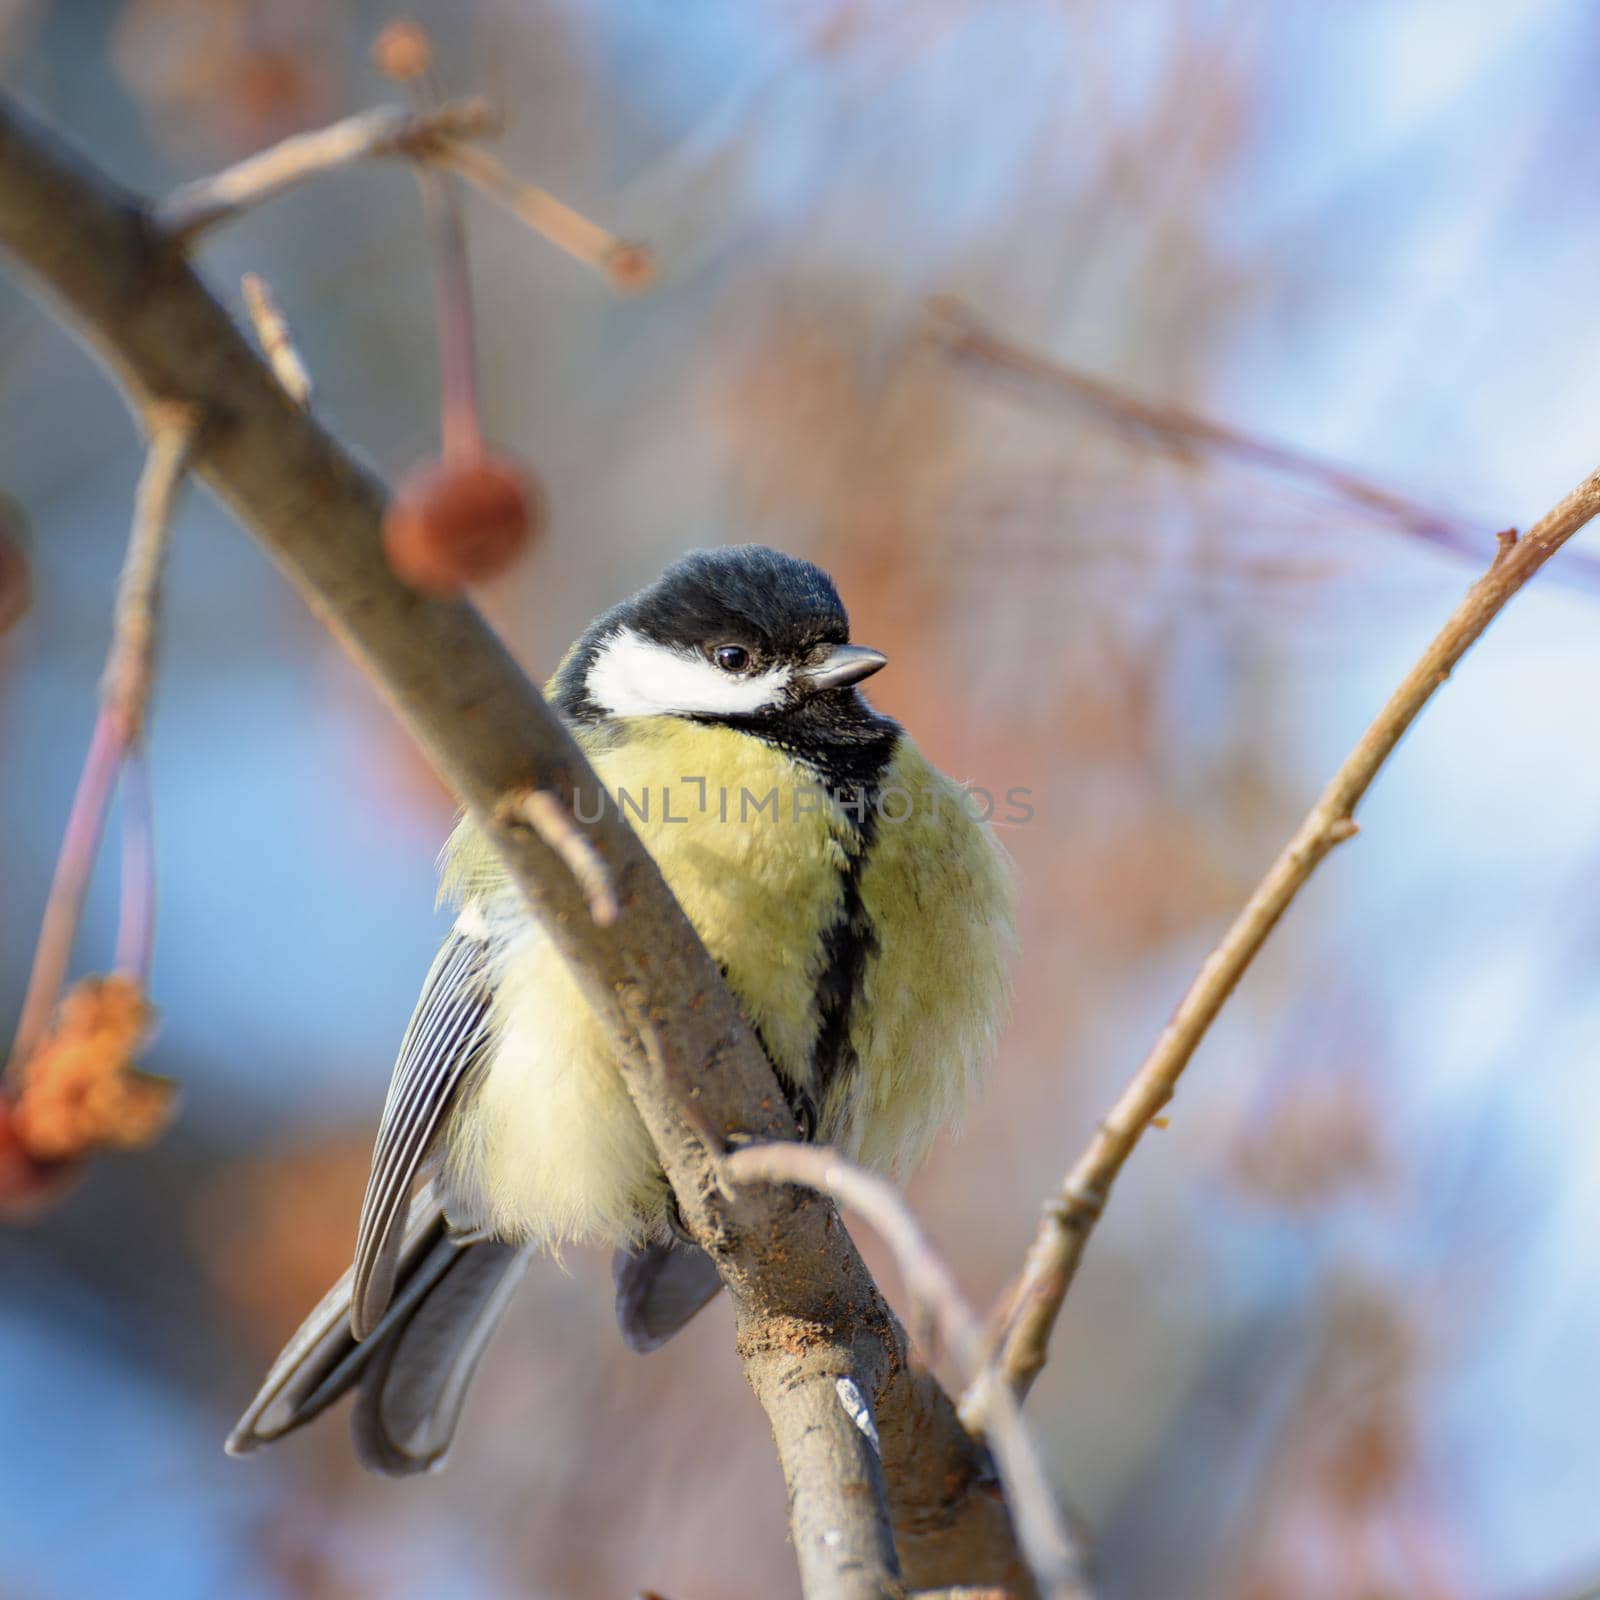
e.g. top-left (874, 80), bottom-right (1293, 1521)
top-left (499, 788), bottom-right (619, 926)
top-left (104, 405), bottom-right (196, 738)
top-left (241, 273), bottom-right (313, 408)
top-left (417, 155), bottom-right (482, 459)
top-left (158, 98), bottom-right (501, 242)
top-left (972, 469), bottom-right (1600, 1419)
top-left (927, 298), bottom-right (1600, 589)
top-left (432, 142), bottom-right (655, 291)
top-left (387, 58), bottom-right (483, 459)
top-left (115, 743), bottom-right (155, 985)
top-left (725, 1144), bottom-right (1091, 1600)
top-left (8, 711), bottom-right (123, 1074)
top-left (7, 406), bottom-right (197, 1072)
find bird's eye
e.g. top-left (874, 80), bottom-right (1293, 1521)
top-left (713, 644), bottom-right (750, 673)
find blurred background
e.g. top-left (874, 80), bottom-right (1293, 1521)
top-left (4, 1), bottom-right (1600, 1596)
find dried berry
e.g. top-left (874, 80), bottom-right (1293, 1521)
top-left (383, 454), bottom-right (543, 596)
top-left (11, 975), bottom-right (174, 1162)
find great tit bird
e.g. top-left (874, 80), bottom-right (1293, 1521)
top-left (228, 545), bottom-right (1014, 1475)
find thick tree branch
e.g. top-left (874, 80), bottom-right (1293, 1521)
top-left (726, 1144), bottom-right (1088, 1600)
top-left (0, 93), bottom-right (1027, 1596)
top-left (974, 476), bottom-right (1600, 1418)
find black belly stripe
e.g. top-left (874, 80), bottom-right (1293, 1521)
top-left (697, 705), bottom-right (901, 1127)
top-left (809, 793), bottom-right (880, 1108)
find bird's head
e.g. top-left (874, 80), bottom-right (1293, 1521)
top-left (556, 545), bottom-right (888, 728)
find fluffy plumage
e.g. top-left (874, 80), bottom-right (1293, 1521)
top-left (229, 545), bottom-right (1015, 1475)
top-left (438, 719), bottom-right (1012, 1248)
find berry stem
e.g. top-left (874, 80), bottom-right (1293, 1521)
top-left (420, 162), bottom-right (484, 461)
top-left (6, 409), bottom-right (194, 1075)
top-left (380, 29), bottom-right (485, 463)
top-left (116, 743), bottom-right (156, 987)
top-left (7, 708), bottom-right (125, 1073)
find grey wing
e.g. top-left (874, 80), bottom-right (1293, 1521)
top-left (228, 1181), bottom-right (531, 1476)
top-left (350, 926), bottom-right (494, 1341)
top-left (228, 1182), bottom-right (453, 1451)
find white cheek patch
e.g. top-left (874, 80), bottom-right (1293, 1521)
top-left (587, 626), bottom-right (791, 718)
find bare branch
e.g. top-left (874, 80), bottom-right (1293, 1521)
top-left (240, 274), bottom-right (312, 408)
top-left (7, 403), bottom-right (196, 1072)
top-left (0, 94), bottom-right (1030, 1596)
top-left (974, 463), bottom-right (1600, 1416)
top-left (927, 298), bottom-right (1600, 589)
top-left (762, 1360), bottom-right (903, 1599)
top-left (727, 1144), bottom-right (1090, 1600)
top-left (103, 406), bottom-right (197, 739)
top-left (432, 141), bottom-right (655, 291)
top-left (158, 98), bottom-right (501, 242)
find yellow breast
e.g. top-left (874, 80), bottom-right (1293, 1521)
top-left (609, 726), bottom-right (1017, 1177)
top-left (586, 718), bottom-right (850, 1089)
top-left (439, 717), bottom-right (1014, 1247)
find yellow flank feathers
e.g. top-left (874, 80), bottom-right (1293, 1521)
top-left (438, 717), bottom-right (1014, 1249)
top-left (842, 737), bottom-right (1016, 1174)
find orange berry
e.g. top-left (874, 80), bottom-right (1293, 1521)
top-left (372, 19), bottom-right (432, 82)
top-left (383, 454), bottom-right (543, 596)
top-left (11, 976), bottom-right (171, 1163)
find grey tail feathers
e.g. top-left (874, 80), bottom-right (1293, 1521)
top-left (226, 1185), bottom-right (529, 1477)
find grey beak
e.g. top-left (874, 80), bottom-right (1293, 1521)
top-left (803, 644), bottom-right (888, 691)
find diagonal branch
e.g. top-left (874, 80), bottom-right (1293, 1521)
top-left (972, 481), bottom-right (1600, 1420)
top-left (431, 141), bottom-right (655, 291)
top-left (928, 298), bottom-right (1600, 590)
top-left (0, 93), bottom-right (1030, 1598)
top-left (158, 98), bottom-right (501, 241)
top-left (159, 90), bottom-right (654, 293)
top-left (725, 1143), bottom-right (1090, 1600)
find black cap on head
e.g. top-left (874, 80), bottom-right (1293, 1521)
top-left (554, 545), bottom-right (855, 716)
top-left (621, 545), bottom-right (851, 657)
